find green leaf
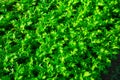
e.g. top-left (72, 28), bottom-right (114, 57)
top-left (84, 71), bottom-right (91, 77)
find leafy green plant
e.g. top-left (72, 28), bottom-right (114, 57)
top-left (0, 0), bottom-right (120, 80)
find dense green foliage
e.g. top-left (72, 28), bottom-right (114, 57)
top-left (0, 0), bottom-right (120, 80)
